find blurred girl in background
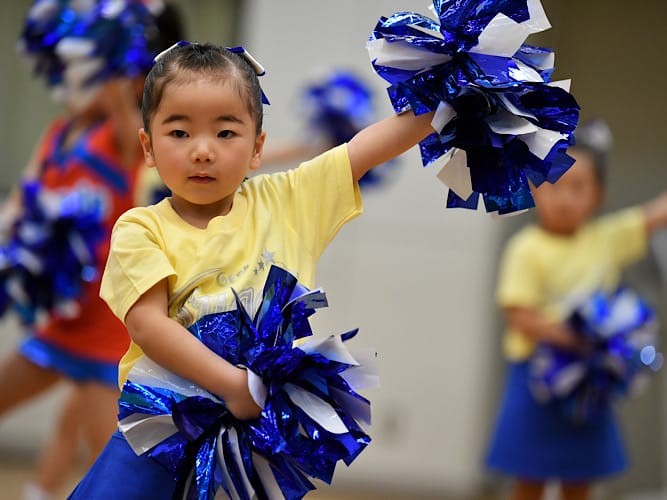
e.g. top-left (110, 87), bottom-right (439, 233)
top-left (0, 2), bottom-right (182, 498)
top-left (485, 120), bottom-right (667, 500)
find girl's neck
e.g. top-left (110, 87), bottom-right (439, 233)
top-left (168, 196), bottom-right (234, 229)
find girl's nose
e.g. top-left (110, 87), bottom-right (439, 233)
top-left (191, 141), bottom-right (215, 163)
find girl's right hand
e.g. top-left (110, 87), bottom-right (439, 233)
top-left (547, 325), bottom-right (580, 350)
top-left (548, 325), bottom-right (595, 356)
top-left (505, 307), bottom-right (590, 353)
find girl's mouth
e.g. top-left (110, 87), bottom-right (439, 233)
top-left (189, 175), bottom-right (215, 184)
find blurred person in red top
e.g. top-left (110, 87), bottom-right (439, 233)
top-left (0, 2), bottom-right (183, 498)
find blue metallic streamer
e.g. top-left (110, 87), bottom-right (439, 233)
top-left (529, 288), bottom-right (662, 423)
top-left (368, 0), bottom-right (580, 214)
top-left (119, 265), bottom-right (372, 499)
top-left (434, 0), bottom-right (529, 51)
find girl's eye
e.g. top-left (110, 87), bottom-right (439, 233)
top-left (171, 130), bottom-right (188, 138)
top-left (218, 130), bottom-right (234, 138)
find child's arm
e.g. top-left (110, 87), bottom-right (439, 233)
top-left (642, 191), bottom-right (667, 235)
top-left (124, 279), bottom-right (262, 420)
top-left (504, 306), bottom-right (581, 351)
top-left (347, 110), bottom-right (435, 182)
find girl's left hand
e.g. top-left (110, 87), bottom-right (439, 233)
top-left (222, 367), bottom-right (263, 420)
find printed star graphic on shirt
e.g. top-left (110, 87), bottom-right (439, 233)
top-left (253, 249), bottom-right (276, 275)
top-left (261, 250), bottom-right (275, 264)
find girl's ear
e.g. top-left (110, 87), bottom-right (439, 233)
top-left (138, 128), bottom-right (156, 167)
top-left (249, 131), bottom-right (267, 171)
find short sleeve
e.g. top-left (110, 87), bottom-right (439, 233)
top-left (272, 144), bottom-right (363, 259)
top-left (596, 207), bottom-right (647, 268)
top-left (100, 209), bottom-right (176, 322)
top-left (496, 231), bottom-right (543, 309)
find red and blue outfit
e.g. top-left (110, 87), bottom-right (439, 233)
top-left (19, 117), bottom-right (140, 386)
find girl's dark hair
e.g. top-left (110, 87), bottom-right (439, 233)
top-left (571, 118), bottom-right (613, 185)
top-left (142, 42), bottom-right (264, 135)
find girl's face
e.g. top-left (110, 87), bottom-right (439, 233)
top-left (532, 148), bottom-right (603, 235)
top-left (139, 73), bottom-right (265, 224)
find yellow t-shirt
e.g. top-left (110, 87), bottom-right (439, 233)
top-left (496, 207), bottom-right (647, 361)
top-left (101, 144), bottom-right (363, 386)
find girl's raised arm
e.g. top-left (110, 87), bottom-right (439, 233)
top-left (347, 110), bottom-right (435, 182)
top-left (642, 190), bottom-right (667, 235)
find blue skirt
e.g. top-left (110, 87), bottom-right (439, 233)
top-left (68, 431), bottom-right (177, 499)
top-left (19, 336), bottom-right (118, 387)
top-left (485, 361), bottom-right (627, 481)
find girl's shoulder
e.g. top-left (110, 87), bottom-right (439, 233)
top-left (116, 199), bottom-right (169, 228)
top-left (502, 224), bottom-right (559, 264)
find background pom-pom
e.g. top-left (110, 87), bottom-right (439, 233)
top-left (299, 69), bottom-right (397, 187)
top-left (529, 288), bottom-right (662, 423)
top-left (18, 0), bottom-right (162, 98)
top-left (0, 181), bottom-right (106, 325)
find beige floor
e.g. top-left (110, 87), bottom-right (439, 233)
top-left (0, 454), bottom-right (477, 500)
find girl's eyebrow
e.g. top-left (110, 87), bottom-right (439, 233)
top-left (162, 114), bottom-right (190, 125)
top-left (216, 114), bottom-right (244, 124)
top-left (160, 114), bottom-right (244, 125)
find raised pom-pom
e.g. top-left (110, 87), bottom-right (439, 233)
top-left (367, 0), bottom-right (580, 214)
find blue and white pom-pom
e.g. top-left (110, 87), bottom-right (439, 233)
top-left (17, 0), bottom-right (162, 98)
top-left (300, 70), bottom-right (397, 187)
top-left (301, 70), bottom-right (374, 148)
top-left (367, 0), bottom-right (580, 214)
top-left (529, 288), bottom-right (663, 423)
top-left (0, 181), bottom-right (106, 325)
top-left (118, 266), bottom-right (377, 500)
top-left (16, 0), bottom-right (71, 89)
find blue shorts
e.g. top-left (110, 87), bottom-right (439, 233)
top-left (68, 431), bottom-right (177, 499)
top-left (19, 336), bottom-right (118, 387)
top-left (485, 361), bottom-right (627, 481)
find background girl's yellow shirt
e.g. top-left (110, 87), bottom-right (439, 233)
top-left (100, 145), bottom-right (362, 386)
top-left (496, 207), bottom-right (647, 361)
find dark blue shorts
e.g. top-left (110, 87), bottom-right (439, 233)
top-left (68, 431), bottom-right (177, 499)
